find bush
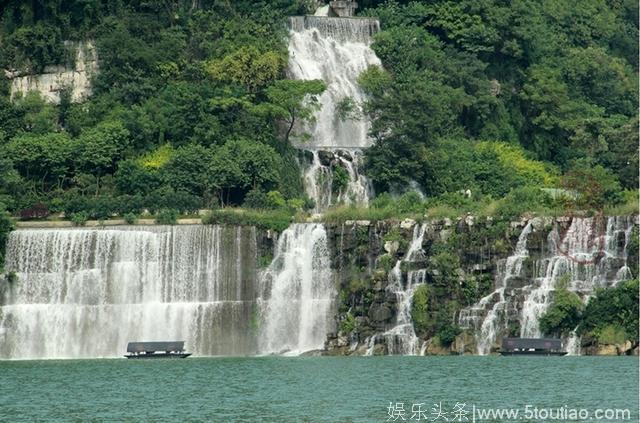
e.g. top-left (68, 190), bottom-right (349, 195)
top-left (411, 285), bottom-right (430, 337)
top-left (437, 324), bottom-right (461, 347)
top-left (123, 213), bottom-right (137, 224)
top-left (340, 313), bottom-right (358, 334)
top-left (0, 205), bottom-right (14, 272)
top-left (332, 166), bottom-right (349, 193)
top-left (243, 188), bottom-right (269, 209)
top-left (71, 212), bottom-right (88, 226)
top-left (562, 159), bottom-right (623, 210)
top-left (19, 202), bottom-right (49, 220)
top-left (578, 279), bottom-right (639, 344)
top-left (538, 288), bottom-right (583, 336)
top-left (155, 209), bottom-right (178, 225)
top-left (494, 186), bottom-right (554, 220)
top-left (596, 324), bottom-right (627, 345)
top-left (202, 208), bottom-right (293, 232)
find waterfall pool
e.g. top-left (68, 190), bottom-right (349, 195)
top-left (1, 356), bottom-right (637, 421)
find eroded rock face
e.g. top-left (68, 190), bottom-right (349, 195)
top-left (7, 41), bottom-right (98, 104)
top-left (322, 216), bottom-right (638, 356)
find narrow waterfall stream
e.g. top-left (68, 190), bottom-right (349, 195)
top-left (288, 16), bottom-right (381, 211)
top-left (366, 224), bottom-right (429, 355)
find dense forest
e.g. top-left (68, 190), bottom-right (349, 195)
top-left (0, 0), bottom-right (637, 229)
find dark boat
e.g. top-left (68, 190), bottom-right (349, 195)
top-left (499, 337), bottom-right (567, 356)
top-left (124, 341), bottom-right (192, 359)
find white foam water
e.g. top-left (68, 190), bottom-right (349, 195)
top-left (0, 226), bottom-right (259, 359)
top-left (259, 223), bottom-right (335, 354)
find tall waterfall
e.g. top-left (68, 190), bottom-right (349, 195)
top-left (0, 226), bottom-right (259, 359)
top-left (259, 224), bottom-right (335, 354)
top-left (367, 224), bottom-right (429, 356)
top-left (0, 224), bottom-right (337, 359)
top-left (288, 16), bottom-right (381, 211)
top-left (458, 216), bottom-right (635, 355)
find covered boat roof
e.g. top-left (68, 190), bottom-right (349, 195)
top-left (127, 341), bottom-right (185, 353)
top-left (502, 338), bottom-right (562, 350)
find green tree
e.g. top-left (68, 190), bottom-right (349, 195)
top-left (76, 121), bottom-right (130, 194)
top-left (262, 79), bottom-right (326, 144)
top-left (5, 132), bottom-right (74, 190)
top-left (578, 279), bottom-right (639, 345)
top-left (538, 288), bottom-right (583, 336)
top-left (161, 144), bottom-right (212, 197)
top-left (206, 46), bottom-right (285, 93)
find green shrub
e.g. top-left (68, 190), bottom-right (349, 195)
top-left (155, 209), bottom-right (178, 225)
top-left (340, 312), bottom-right (358, 334)
top-left (71, 212), bottom-right (88, 226)
top-left (0, 205), bottom-right (14, 272)
top-left (202, 208), bottom-right (292, 232)
top-left (123, 213), bottom-right (137, 224)
top-left (538, 288), bottom-right (583, 336)
top-left (596, 324), bottom-right (627, 345)
top-left (243, 188), bottom-right (269, 209)
top-left (578, 279), bottom-right (639, 343)
top-left (411, 285), bottom-right (430, 336)
top-left (436, 324), bottom-right (461, 347)
top-left (376, 254), bottom-right (395, 272)
top-left (332, 166), bottom-right (349, 194)
top-left (494, 186), bottom-right (554, 220)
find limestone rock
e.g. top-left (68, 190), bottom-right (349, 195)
top-left (384, 241), bottom-right (399, 255)
top-left (400, 218), bottom-right (416, 229)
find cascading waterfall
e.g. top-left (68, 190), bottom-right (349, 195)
top-left (458, 220), bottom-right (537, 355)
top-left (288, 16), bottom-right (381, 211)
top-left (259, 223), bottom-right (335, 354)
top-left (459, 216), bottom-right (635, 355)
top-left (303, 149), bottom-right (373, 212)
top-left (519, 216), bottom-right (634, 337)
top-left (370, 224), bottom-right (429, 356)
top-left (0, 226), bottom-right (259, 359)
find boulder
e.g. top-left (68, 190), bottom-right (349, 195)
top-left (400, 218), bottom-right (416, 229)
top-left (596, 344), bottom-right (618, 355)
top-left (317, 150), bottom-right (334, 166)
top-left (384, 241), bottom-right (399, 255)
top-left (368, 303), bottom-right (393, 322)
top-left (336, 149), bottom-right (353, 161)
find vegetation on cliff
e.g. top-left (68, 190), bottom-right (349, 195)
top-left (0, 1), bottom-right (321, 220)
top-left (359, 0), bottom-right (637, 207)
top-left (0, 1), bottom-right (636, 224)
top-left (578, 279), bottom-right (639, 346)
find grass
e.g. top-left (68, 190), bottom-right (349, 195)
top-left (604, 192), bottom-right (638, 216)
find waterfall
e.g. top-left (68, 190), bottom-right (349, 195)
top-left (303, 149), bottom-right (373, 213)
top-left (458, 220), bottom-right (537, 355)
top-left (0, 226), bottom-right (259, 359)
top-left (259, 224), bottom-right (335, 354)
top-left (378, 224), bottom-right (429, 355)
top-left (459, 216), bottom-right (635, 354)
top-left (520, 216), bottom-right (634, 337)
top-left (288, 16), bottom-right (382, 211)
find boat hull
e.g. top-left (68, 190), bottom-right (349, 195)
top-left (499, 351), bottom-right (567, 356)
top-left (124, 353), bottom-right (192, 359)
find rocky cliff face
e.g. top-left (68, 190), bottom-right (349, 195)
top-left (7, 41), bottom-right (98, 104)
top-left (321, 215), bottom-right (638, 356)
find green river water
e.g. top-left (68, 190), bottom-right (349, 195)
top-left (0, 356), bottom-right (637, 422)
